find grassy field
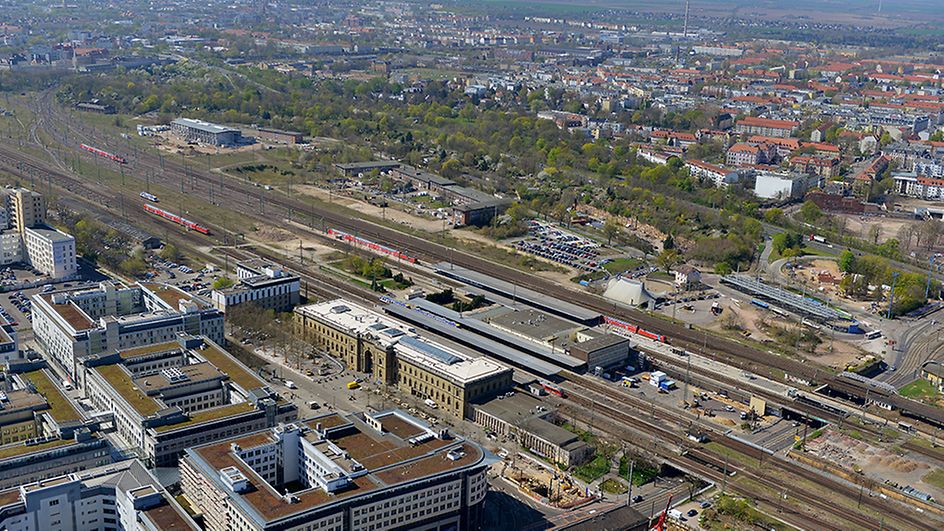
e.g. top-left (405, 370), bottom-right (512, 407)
top-left (923, 468), bottom-right (944, 490)
top-left (599, 478), bottom-right (627, 494)
top-left (603, 257), bottom-right (644, 275)
top-left (573, 454), bottom-right (610, 483)
top-left (899, 379), bottom-right (940, 401)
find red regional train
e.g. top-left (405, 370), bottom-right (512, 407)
top-left (80, 144), bottom-right (127, 164)
top-left (603, 316), bottom-right (669, 343)
top-left (143, 204), bottom-right (210, 234)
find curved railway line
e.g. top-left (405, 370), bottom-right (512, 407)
top-left (21, 96), bottom-right (826, 382)
top-left (5, 97), bottom-right (942, 430)
top-left (1, 101), bottom-right (941, 528)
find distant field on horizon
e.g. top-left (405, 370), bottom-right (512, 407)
top-left (473, 0), bottom-right (944, 26)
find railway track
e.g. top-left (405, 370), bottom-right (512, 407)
top-left (564, 373), bottom-right (932, 531)
top-left (7, 98), bottom-right (933, 429)
top-left (3, 103), bottom-right (938, 528)
top-left (25, 100), bottom-right (829, 382)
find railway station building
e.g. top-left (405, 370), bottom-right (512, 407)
top-left (180, 410), bottom-right (489, 531)
top-left (294, 299), bottom-right (513, 419)
top-left (31, 280), bottom-right (224, 384)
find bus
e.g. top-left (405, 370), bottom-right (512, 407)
top-left (866, 330), bottom-right (882, 340)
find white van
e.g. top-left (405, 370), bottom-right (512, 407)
top-left (285, 380), bottom-right (297, 389)
top-left (668, 509), bottom-right (683, 520)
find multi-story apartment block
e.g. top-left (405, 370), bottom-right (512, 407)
top-left (180, 410), bottom-right (489, 531)
top-left (735, 116), bottom-right (799, 138)
top-left (210, 259), bottom-right (300, 313)
top-left (0, 459), bottom-right (199, 530)
top-left (726, 142), bottom-right (772, 166)
top-left (684, 159), bottom-right (739, 187)
top-left (31, 280), bottom-right (224, 384)
top-left (789, 155), bottom-right (839, 178)
top-left (893, 173), bottom-right (944, 201)
top-left (79, 334), bottom-right (297, 467)
top-left (294, 300), bottom-right (513, 419)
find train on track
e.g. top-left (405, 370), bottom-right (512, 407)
top-left (80, 144), bottom-right (126, 164)
top-left (139, 192), bottom-right (159, 203)
top-left (541, 381), bottom-right (566, 398)
top-left (143, 204), bottom-right (210, 234)
top-left (603, 315), bottom-right (669, 343)
top-left (326, 228), bottom-right (417, 263)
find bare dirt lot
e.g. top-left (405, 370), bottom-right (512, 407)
top-left (839, 214), bottom-right (916, 246)
top-left (806, 427), bottom-right (944, 502)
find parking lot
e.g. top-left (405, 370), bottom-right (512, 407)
top-left (144, 251), bottom-right (222, 297)
top-left (515, 220), bottom-right (603, 271)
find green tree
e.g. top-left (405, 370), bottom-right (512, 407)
top-left (159, 243), bottom-right (181, 262)
top-left (603, 217), bottom-right (621, 245)
top-left (799, 201), bottom-right (823, 224)
top-left (212, 276), bottom-right (236, 289)
top-left (656, 249), bottom-right (681, 273)
top-left (876, 239), bottom-right (900, 260)
top-left (838, 250), bottom-right (857, 272)
top-left (763, 208), bottom-right (783, 224)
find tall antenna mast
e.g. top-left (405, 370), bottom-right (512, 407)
top-left (683, 0), bottom-right (691, 36)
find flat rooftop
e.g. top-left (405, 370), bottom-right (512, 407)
top-left (189, 412), bottom-right (484, 524)
top-left (153, 402), bottom-right (256, 433)
top-left (382, 303), bottom-right (562, 377)
top-left (95, 364), bottom-right (163, 417)
top-left (21, 369), bottom-right (81, 423)
top-left (140, 282), bottom-right (205, 310)
top-left (394, 335), bottom-right (509, 386)
top-left (295, 300), bottom-right (412, 344)
top-left (434, 263), bottom-right (601, 324)
top-left (0, 437), bottom-right (73, 461)
top-left (405, 299), bottom-right (584, 369)
top-left (134, 363), bottom-right (225, 393)
top-left (0, 389), bottom-right (47, 415)
top-left (193, 341), bottom-right (266, 393)
top-left (43, 296), bottom-right (95, 331)
top-left (172, 118), bottom-right (240, 135)
top-left (487, 307), bottom-right (582, 343)
top-left (118, 341), bottom-right (182, 360)
top-left (26, 225), bottom-right (73, 243)
top-left (141, 499), bottom-right (199, 530)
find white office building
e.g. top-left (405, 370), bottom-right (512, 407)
top-left (181, 410), bottom-right (489, 531)
top-left (31, 280), bottom-right (224, 383)
top-left (210, 260), bottom-right (300, 313)
top-left (0, 459), bottom-right (199, 531)
top-left (23, 226), bottom-right (76, 279)
top-left (0, 187), bottom-right (76, 279)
